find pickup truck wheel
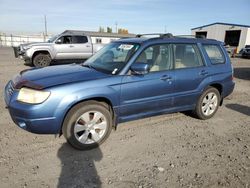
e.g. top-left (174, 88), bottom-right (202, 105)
top-left (33, 53), bottom-right (51, 67)
top-left (194, 87), bottom-right (220, 120)
top-left (62, 101), bottom-right (112, 150)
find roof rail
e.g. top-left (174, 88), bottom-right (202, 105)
top-left (136, 33), bottom-right (163, 38)
top-left (136, 33), bottom-right (174, 38)
top-left (175, 35), bottom-right (206, 39)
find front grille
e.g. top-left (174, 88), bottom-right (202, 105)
top-left (13, 47), bottom-right (22, 57)
top-left (7, 81), bottom-right (15, 96)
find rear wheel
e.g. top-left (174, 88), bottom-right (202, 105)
top-left (194, 87), bottom-right (220, 120)
top-left (33, 53), bottom-right (51, 67)
top-left (62, 101), bottom-right (112, 150)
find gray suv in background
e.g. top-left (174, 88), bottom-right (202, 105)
top-left (13, 30), bottom-right (104, 67)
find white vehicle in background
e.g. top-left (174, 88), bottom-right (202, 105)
top-left (13, 30), bottom-right (104, 67)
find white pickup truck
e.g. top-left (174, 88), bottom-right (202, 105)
top-left (14, 30), bottom-right (104, 67)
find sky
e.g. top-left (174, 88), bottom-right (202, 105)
top-left (0, 0), bottom-right (250, 35)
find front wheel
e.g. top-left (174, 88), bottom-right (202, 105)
top-left (33, 53), bottom-right (51, 67)
top-left (194, 87), bottom-right (220, 120)
top-left (62, 101), bottom-right (112, 150)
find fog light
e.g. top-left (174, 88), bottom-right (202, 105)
top-left (19, 122), bottom-right (27, 129)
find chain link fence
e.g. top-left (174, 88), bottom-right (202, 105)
top-left (0, 33), bottom-right (51, 47)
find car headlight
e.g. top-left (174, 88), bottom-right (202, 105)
top-left (17, 87), bottom-right (50, 104)
top-left (23, 46), bottom-right (31, 50)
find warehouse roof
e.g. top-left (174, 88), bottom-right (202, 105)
top-left (191, 22), bottom-right (250, 30)
top-left (62, 30), bottom-right (136, 38)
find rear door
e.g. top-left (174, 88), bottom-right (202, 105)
top-left (120, 44), bottom-right (175, 119)
top-left (71, 36), bottom-right (93, 59)
top-left (173, 43), bottom-right (208, 107)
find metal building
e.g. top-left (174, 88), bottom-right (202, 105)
top-left (191, 22), bottom-right (250, 52)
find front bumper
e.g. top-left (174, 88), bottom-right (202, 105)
top-left (8, 109), bottom-right (57, 134)
top-left (13, 47), bottom-right (31, 62)
top-left (4, 81), bottom-right (61, 134)
top-left (13, 46), bottom-right (24, 58)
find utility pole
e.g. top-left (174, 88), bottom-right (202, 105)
top-left (115, 21), bottom-right (118, 33)
top-left (44, 15), bottom-right (48, 36)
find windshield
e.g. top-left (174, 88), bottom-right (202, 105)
top-left (47, 35), bottom-right (59, 43)
top-left (84, 42), bottom-right (140, 74)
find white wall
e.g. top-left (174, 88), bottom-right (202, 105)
top-left (191, 24), bottom-right (249, 51)
top-left (0, 34), bottom-right (50, 47)
top-left (0, 34), bottom-right (120, 47)
top-left (245, 28), bottom-right (250, 46)
top-left (90, 36), bottom-right (119, 44)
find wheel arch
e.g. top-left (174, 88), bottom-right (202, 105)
top-left (209, 83), bottom-right (223, 95)
top-left (208, 83), bottom-right (223, 105)
top-left (59, 97), bottom-right (117, 136)
top-left (32, 50), bottom-right (52, 64)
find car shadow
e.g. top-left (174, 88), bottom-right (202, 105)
top-left (233, 67), bottom-right (250, 81)
top-left (226, 103), bottom-right (250, 116)
top-left (57, 143), bottom-right (103, 188)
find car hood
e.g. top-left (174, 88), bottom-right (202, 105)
top-left (20, 42), bottom-right (52, 49)
top-left (13, 64), bottom-right (110, 89)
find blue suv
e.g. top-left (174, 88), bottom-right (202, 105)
top-left (4, 34), bottom-right (235, 150)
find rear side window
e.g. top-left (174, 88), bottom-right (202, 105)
top-left (173, 44), bottom-right (203, 69)
top-left (203, 45), bottom-right (225, 64)
top-left (72, 36), bottom-right (88, 44)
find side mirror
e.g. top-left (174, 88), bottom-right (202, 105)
top-left (130, 63), bottom-right (150, 75)
top-left (55, 39), bottom-right (62, 44)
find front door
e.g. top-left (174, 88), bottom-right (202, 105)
top-left (120, 44), bottom-right (175, 120)
top-left (54, 35), bottom-right (76, 59)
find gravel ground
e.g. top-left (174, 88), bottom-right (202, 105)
top-left (0, 47), bottom-right (249, 188)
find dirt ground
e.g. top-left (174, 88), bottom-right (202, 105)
top-left (0, 47), bottom-right (249, 188)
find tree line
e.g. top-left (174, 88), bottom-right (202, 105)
top-left (98, 26), bottom-right (129, 34)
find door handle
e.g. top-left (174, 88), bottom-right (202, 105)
top-left (69, 45), bottom-right (74, 48)
top-left (86, 45), bottom-right (91, 47)
top-left (160, 75), bottom-right (172, 81)
top-left (199, 70), bottom-right (208, 76)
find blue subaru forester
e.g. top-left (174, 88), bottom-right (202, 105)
top-left (4, 34), bottom-right (235, 150)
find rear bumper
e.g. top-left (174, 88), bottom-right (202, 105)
top-left (222, 81), bottom-right (235, 98)
top-left (242, 52), bottom-right (250, 57)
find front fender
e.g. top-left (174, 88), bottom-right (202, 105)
top-left (51, 83), bottom-right (121, 132)
top-left (26, 47), bottom-right (54, 59)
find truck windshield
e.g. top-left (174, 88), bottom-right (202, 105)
top-left (83, 42), bottom-right (140, 74)
top-left (47, 35), bottom-right (59, 43)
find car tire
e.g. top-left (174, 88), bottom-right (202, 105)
top-left (194, 87), bottom-right (220, 120)
top-left (33, 53), bottom-right (51, 67)
top-left (62, 101), bottom-right (112, 150)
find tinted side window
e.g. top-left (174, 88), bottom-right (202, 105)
top-left (203, 45), bottom-right (225, 64)
top-left (57, 36), bottom-right (72, 44)
top-left (72, 36), bottom-right (88, 44)
top-left (174, 44), bottom-right (203, 69)
top-left (135, 44), bottom-right (172, 72)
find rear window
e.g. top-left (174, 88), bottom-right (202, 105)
top-left (72, 36), bottom-right (88, 44)
top-left (203, 45), bottom-right (225, 64)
